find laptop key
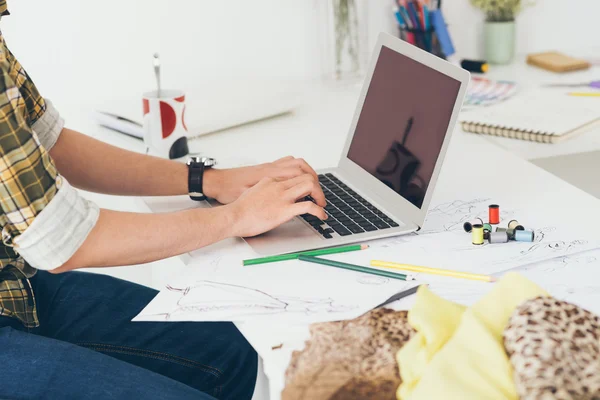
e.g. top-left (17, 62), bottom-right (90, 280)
top-left (363, 224), bottom-right (378, 232)
top-left (323, 232), bottom-right (333, 239)
top-left (383, 217), bottom-right (399, 227)
top-left (333, 226), bottom-right (352, 236)
top-left (355, 218), bottom-right (372, 228)
top-left (373, 219), bottom-right (391, 229)
top-left (345, 211), bottom-right (360, 219)
top-left (354, 205), bottom-right (368, 214)
top-left (347, 224), bottom-right (365, 234)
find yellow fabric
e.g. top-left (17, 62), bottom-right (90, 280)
top-left (397, 272), bottom-right (549, 400)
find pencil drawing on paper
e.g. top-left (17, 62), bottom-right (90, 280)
top-left (150, 280), bottom-right (357, 321)
top-left (357, 276), bottom-right (390, 285)
top-left (420, 198), bottom-right (517, 234)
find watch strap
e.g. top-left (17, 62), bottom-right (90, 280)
top-left (188, 161), bottom-right (206, 201)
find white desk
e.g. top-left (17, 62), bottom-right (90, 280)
top-left (68, 60), bottom-right (600, 399)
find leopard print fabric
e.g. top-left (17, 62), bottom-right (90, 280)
top-left (282, 308), bottom-right (415, 400)
top-left (503, 296), bottom-right (600, 400)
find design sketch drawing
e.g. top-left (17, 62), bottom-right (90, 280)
top-left (421, 198), bottom-right (516, 234)
top-left (150, 280), bottom-right (357, 321)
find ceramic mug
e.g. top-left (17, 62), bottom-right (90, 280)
top-left (142, 89), bottom-right (189, 159)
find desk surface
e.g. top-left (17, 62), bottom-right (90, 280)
top-left (69, 58), bottom-right (600, 400)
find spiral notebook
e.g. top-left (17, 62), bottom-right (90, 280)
top-left (459, 94), bottom-right (600, 143)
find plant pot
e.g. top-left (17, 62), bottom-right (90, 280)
top-left (484, 21), bottom-right (516, 65)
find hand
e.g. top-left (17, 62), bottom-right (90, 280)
top-left (203, 156), bottom-right (326, 206)
top-left (225, 175), bottom-right (327, 238)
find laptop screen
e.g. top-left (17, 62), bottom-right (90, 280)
top-left (347, 46), bottom-right (461, 209)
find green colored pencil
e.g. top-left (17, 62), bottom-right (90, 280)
top-left (243, 244), bottom-right (369, 266)
top-left (297, 255), bottom-right (415, 281)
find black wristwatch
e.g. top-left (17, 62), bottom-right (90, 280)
top-left (187, 157), bottom-right (217, 201)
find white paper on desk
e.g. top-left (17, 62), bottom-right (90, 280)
top-left (134, 253), bottom-right (419, 324)
top-left (337, 133), bottom-right (600, 278)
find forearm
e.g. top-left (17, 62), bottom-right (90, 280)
top-left (49, 128), bottom-right (189, 196)
top-left (52, 206), bottom-right (234, 273)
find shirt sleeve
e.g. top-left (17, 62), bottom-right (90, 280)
top-left (31, 99), bottom-right (64, 151)
top-left (0, 58), bottom-right (99, 271)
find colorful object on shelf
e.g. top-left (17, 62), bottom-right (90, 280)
top-left (462, 77), bottom-right (518, 110)
top-left (460, 59), bottom-right (489, 73)
top-left (393, 1), bottom-right (453, 58)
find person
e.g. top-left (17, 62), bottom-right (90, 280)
top-left (0, 2), bottom-right (327, 399)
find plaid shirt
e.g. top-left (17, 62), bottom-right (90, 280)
top-left (0, 2), bottom-right (99, 327)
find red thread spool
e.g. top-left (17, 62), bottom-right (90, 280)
top-left (489, 204), bottom-right (500, 225)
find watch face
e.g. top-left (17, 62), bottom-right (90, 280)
top-left (187, 156), bottom-right (202, 165)
top-left (202, 158), bottom-right (217, 167)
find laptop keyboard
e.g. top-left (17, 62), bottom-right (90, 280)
top-left (300, 173), bottom-right (400, 239)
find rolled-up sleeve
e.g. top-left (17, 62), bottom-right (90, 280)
top-left (31, 99), bottom-right (64, 151)
top-left (0, 59), bottom-right (99, 271)
top-left (13, 177), bottom-right (99, 270)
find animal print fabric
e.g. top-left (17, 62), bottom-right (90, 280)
top-left (504, 296), bottom-right (600, 400)
top-left (283, 308), bottom-right (415, 400)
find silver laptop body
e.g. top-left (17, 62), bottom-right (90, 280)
top-left (246, 33), bottom-right (469, 256)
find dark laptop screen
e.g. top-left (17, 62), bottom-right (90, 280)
top-left (347, 46), bottom-right (461, 209)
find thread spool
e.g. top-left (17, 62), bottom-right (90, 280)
top-left (506, 229), bottom-right (516, 240)
top-left (488, 231), bottom-right (509, 244)
top-left (472, 224), bottom-right (484, 245)
top-left (483, 223), bottom-right (492, 232)
top-left (496, 227), bottom-right (507, 233)
top-left (463, 218), bottom-right (484, 233)
top-left (508, 220), bottom-right (525, 231)
top-left (514, 230), bottom-right (535, 242)
top-left (489, 204), bottom-right (500, 225)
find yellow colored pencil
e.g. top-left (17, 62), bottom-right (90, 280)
top-left (568, 92), bottom-right (600, 97)
top-left (370, 260), bottom-right (496, 283)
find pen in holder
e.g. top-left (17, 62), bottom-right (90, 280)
top-left (399, 27), bottom-right (445, 59)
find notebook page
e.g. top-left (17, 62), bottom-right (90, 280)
top-left (460, 93), bottom-right (600, 136)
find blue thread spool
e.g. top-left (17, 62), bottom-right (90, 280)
top-left (514, 230), bottom-right (535, 242)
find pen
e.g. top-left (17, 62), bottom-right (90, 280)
top-left (375, 284), bottom-right (423, 308)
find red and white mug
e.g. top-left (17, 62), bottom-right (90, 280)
top-left (142, 89), bottom-right (189, 159)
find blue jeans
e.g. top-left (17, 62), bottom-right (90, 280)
top-left (0, 270), bottom-right (257, 400)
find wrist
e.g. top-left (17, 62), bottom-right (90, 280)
top-left (197, 168), bottom-right (220, 200)
top-left (215, 203), bottom-right (241, 239)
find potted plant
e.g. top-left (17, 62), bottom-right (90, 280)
top-left (470, 0), bottom-right (535, 64)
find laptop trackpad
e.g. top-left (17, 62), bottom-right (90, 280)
top-left (244, 218), bottom-right (319, 254)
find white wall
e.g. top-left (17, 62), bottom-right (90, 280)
top-left (2, 0), bottom-right (598, 115)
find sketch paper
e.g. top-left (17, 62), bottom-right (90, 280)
top-left (134, 252), bottom-right (419, 324)
top-left (137, 134), bottom-right (600, 326)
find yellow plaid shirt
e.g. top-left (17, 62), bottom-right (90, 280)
top-left (0, 0), bottom-right (60, 327)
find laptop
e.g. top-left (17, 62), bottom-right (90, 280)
top-left (246, 33), bottom-right (470, 256)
